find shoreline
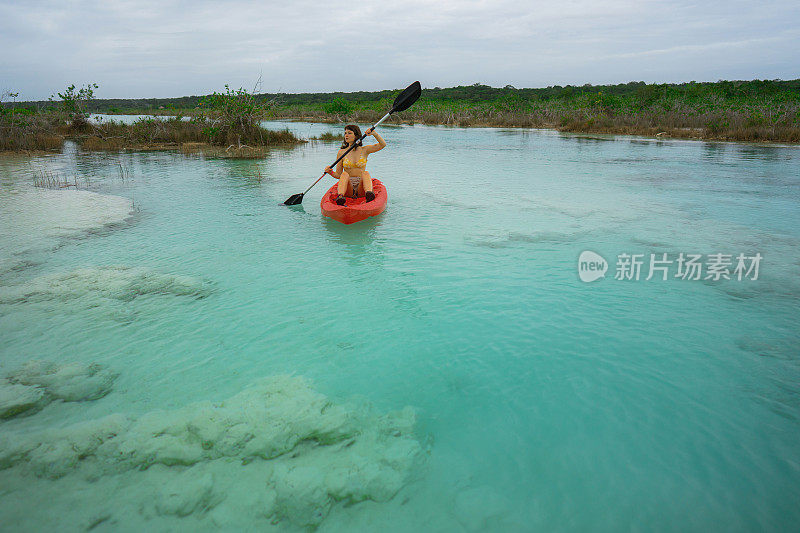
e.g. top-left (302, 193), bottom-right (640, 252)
top-left (2, 115), bottom-right (798, 156)
top-left (6, 80), bottom-right (799, 149)
top-left (270, 115), bottom-right (800, 145)
top-left (100, 111), bottom-right (800, 145)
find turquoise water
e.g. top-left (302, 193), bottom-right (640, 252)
top-left (1, 122), bottom-right (799, 531)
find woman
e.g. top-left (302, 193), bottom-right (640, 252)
top-left (324, 124), bottom-right (386, 205)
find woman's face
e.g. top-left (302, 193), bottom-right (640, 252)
top-left (344, 129), bottom-right (355, 144)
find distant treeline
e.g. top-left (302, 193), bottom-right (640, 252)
top-left (5, 79), bottom-right (800, 143)
top-left (7, 79), bottom-right (800, 113)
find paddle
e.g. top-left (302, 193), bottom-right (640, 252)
top-left (283, 81), bottom-right (422, 205)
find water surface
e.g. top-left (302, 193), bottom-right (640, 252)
top-left (0, 122), bottom-right (798, 531)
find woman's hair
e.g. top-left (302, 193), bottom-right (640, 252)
top-left (341, 124), bottom-right (362, 149)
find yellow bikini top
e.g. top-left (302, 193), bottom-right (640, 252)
top-left (343, 155), bottom-right (367, 169)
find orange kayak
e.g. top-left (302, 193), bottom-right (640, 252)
top-left (320, 179), bottom-right (387, 224)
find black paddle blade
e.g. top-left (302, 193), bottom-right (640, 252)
top-left (391, 81), bottom-right (421, 113)
top-left (284, 193), bottom-right (304, 205)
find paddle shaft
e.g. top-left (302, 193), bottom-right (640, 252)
top-left (301, 111), bottom-right (392, 196)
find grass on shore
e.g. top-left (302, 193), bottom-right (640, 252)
top-left (83, 116), bottom-right (302, 151)
top-left (0, 113), bottom-right (303, 154)
top-left (309, 131), bottom-right (341, 141)
top-left (0, 111), bottom-right (65, 152)
top-left (1, 81), bottom-right (303, 154)
top-left (268, 97), bottom-right (800, 143)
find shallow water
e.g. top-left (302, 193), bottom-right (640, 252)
top-left (1, 122), bottom-right (799, 531)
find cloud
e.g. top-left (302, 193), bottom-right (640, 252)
top-left (1, 0), bottom-right (798, 100)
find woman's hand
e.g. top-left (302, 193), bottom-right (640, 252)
top-left (325, 166), bottom-right (335, 177)
top-left (364, 128), bottom-right (374, 136)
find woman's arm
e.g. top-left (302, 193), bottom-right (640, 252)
top-left (364, 128), bottom-right (386, 154)
top-left (325, 150), bottom-right (345, 178)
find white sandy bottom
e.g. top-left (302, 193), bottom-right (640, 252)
top-left (0, 188), bottom-right (133, 275)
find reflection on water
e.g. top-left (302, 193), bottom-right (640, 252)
top-left (323, 216), bottom-right (387, 271)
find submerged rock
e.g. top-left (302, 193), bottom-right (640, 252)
top-left (0, 360), bottom-right (119, 421)
top-left (273, 464), bottom-right (332, 527)
top-left (0, 265), bottom-right (212, 305)
top-left (152, 467), bottom-right (223, 518)
top-left (0, 380), bottom-right (47, 419)
top-left (6, 360), bottom-right (118, 402)
top-left (0, 375), bottom-right (424, 528)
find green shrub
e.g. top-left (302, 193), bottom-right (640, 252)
top-left (322, 98), bottom-right (353, 115)
top-left (197, 84), bottom-right (281, 146)
top-left (52, 83), bottom-right (98, 129)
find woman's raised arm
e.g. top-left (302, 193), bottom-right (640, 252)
top-left (364, 128), bottom-right (386, 154)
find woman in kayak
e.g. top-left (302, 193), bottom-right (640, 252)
top-left (324, 124), bottom-right (386, 204)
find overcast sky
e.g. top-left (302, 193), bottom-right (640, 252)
top-left (2, 0), bottom-right (798, 100)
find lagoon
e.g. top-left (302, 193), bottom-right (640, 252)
top-left (1, 121), bottom-right (799, 531)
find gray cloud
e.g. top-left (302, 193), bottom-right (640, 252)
top-left (1, 0), bottom-right (798, 100)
